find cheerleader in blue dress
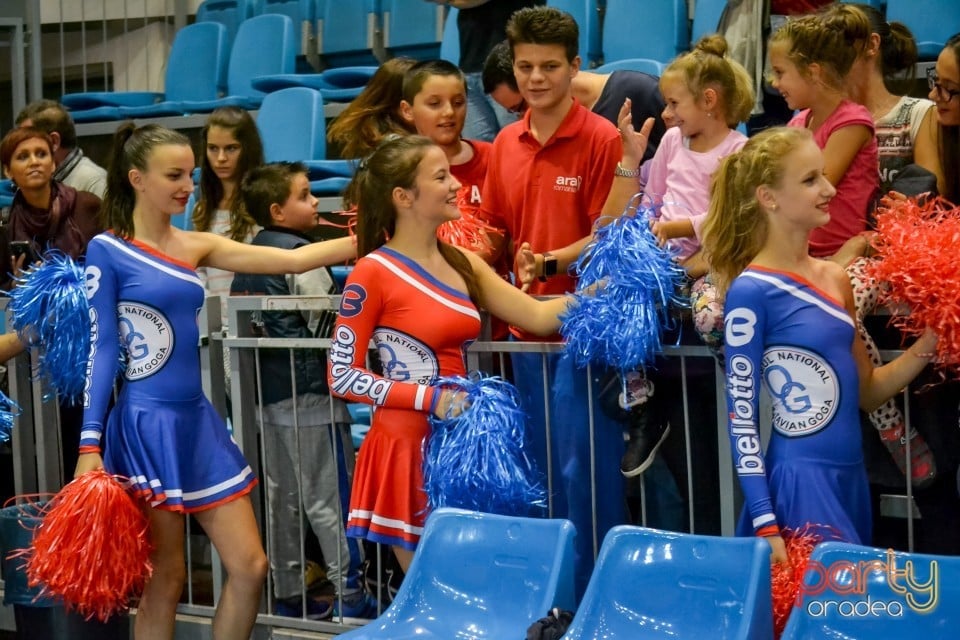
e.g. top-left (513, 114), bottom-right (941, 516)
top-left (701, 126), bottom-right (937, 563)
top-left (75, 124), bottom-right (356, 639)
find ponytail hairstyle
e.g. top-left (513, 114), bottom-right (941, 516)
top-left (192, 106), bottom-right (264, 240)
top-left (769, 4), bottom-right (871, 91)
top-left (845, 3), bottom-right (918, 80)
top-left (662, 34), bottom-right (755, 127)
top-left (349, 134), bottom-right (481, 305)
top-left (102, 123), bottom-right (191, 239)
top-left (703, 127), bottom-right (814, 296)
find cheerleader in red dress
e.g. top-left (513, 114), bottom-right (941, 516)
top-left (328, 135), bottom-right (572, 572)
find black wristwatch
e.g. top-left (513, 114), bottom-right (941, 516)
top-left (539, 252), bottom-right (557, 282)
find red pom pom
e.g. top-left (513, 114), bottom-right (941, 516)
top-left (866, 196), bottom-right (960, 376)
top-left (770, 527), bottom-right (826, 638)
top-left (20, 470), bottom-right (152, 621)
top-left (436, 189), bottom-right (499, 253)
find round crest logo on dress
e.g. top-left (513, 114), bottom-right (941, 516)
top-left (374, 329), bottom-right (438, 384)
top-left (762, 346), bottom-right (839, 437)
top-left (118, 302), bottom-right (174, 380)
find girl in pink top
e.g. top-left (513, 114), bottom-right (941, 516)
top-left (768, 5), bottom-right (879, 259)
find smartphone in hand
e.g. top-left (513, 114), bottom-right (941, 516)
top-left (9, 241), bottom-right (40, 265)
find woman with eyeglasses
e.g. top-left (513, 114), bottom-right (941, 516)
top-left (929, 33), bottom-right (960, 203)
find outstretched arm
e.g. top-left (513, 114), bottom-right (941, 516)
top-left (198, 233), bottom-right (356, 275)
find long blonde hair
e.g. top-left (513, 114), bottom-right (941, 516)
top-left (703, 127), bottom-right (814, 296)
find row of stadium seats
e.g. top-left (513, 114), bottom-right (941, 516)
top-left (339, 507), bottom-right (960, 639)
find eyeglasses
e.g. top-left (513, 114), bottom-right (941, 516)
top-left (927, 69), bottom-right (960, 103)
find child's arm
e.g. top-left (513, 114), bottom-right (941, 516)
top-left (651, 219), bottom-right (695, 243)
top-left (821, 124), bottom-right (873, 187)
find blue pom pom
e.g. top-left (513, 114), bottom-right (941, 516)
top-left (561, 200), bottom-right (687, 371)
top-left (0, 390), bottom-right (21, 443)
top-left (8, 252), bottom-right (90, 404)
top-left (424, 372), bottom-right (546, 515)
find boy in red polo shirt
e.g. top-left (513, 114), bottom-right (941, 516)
top-left (477, 5), bottom-right (623, 597)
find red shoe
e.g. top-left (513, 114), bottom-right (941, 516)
top-left (879, 424), bottom-right (937, 489)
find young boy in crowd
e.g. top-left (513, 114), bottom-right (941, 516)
top-left (230, 162), bottom-right (377, 620)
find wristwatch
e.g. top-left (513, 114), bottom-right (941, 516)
top-left (614, 162), bottom-right (641, 178)
top-left (539, 252), bottom-right (557, 282)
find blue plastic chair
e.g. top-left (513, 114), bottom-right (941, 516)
top-left (255, 0), bottom-right (314, 56)
top-left (594, 58), bottom-right (664, 77)
top-left (315, 0), bottom-right (380, 67)
top-left (886, 0), bottom-right (957, 60)
top-left (255, 87), bottom-right (354, 194)
top-left (439, 7), bottom-right (459, 65)
top-left (561, 526), bottom-right (773, 640)
top-left (547, 0), bottom-right (602, 67)
top-left (196, 0), bottom-right (256, 49)
top-left (0, 179), bottom-right (15, 211)
top-left (380, 0), bottom-right (443, 61)
top-left (691, 0), bottom-right (727, 44)
top-left (337, 508), bottom-right (577, 640)
top-left (602, 0), bottom-right (689, 66)
top-left (64, 22), bottom-right (229, 122)
top-left (781, 541), bottom-right (960, 638)
top-left (249, 65), bottom-right (377, 102)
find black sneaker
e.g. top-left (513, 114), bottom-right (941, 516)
top-left (621, 420), bottom-right (670, 477)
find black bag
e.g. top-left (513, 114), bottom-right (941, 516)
top-left (890, 163), bottom-right (939, 199)
top-left (526, 608), bottom-right (574, 640)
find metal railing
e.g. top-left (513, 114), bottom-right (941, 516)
top-left (1, 294), bottom-right (935, 636)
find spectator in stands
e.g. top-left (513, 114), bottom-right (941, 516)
top-left (15, 99), bottom-right (107, 198)
top-left (843, 3), bottom-right (942, 196)
top-left (929, 33), bottom-right (960, 203)
top-left (836, 2), bottom-right (942, 488)
top-left (426, 0), bottom-right (544, 142)
top-left (601, 34), bottom-right (754, 479)
top-left (0, 126), bottom-right (101, 270)
top-left (76, 123), bottom-right (355, 640)
top-left (230, 162), bottom-right (375, 621)
top-left (702, 125), bottom-right (938, 556)
top-left (1, 126), bottom-right (103, 481)
top-left (475, 6), bottom-right (622, 597)
top-left (327, 57), bottom-right (418, 160)
top-left (192, 107), bottom-right (264, 332)
top-left (482, 40), bottom-right (668, 162)
top-left (328, 134), bottom-right (570, 575)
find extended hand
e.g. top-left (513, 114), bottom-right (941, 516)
top-left (515, 241), bottom-right (537, 293)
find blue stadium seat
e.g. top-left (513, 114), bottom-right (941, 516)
top-left (315, 0), bottom-right (379, 68)
top-left (547, 0), bottom-right (602, 67)
top-left (781, 541), bottom-right (960, 639)
top-left (0, 179), bottom-right (15, 211)
top-left (196, 0), bottom-right (256, 49)
top-left (64, 22), bottom-right (229, 122)
top-left (886, 0), bottom-right (958, 60)
top-left (255, 87), bottom-right (354, 194)
top-left (173, 13), bottom-right (297, 113)
top-left (691, 0), bottom-right (727, 44)
top-left (337, 508), bottom-right (577, 640)
top-left (561, 526), bottom-right (773, 640)
top-left (594, 57), bottom-right (664, 77)
top-left (839, 0), bottom-right (885, 10)
top-left (439, 7), bottom-right (459, 65)
top-left (250, 65), bottom-right (377, 102)
top-left (255, 0), bottom-right (314, 56)
top-left (602, 0), bottom-right (689, 66)
top-left (380, 0), bottom-right (443, 60)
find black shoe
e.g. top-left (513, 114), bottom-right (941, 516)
top-left (621, 420), bottom-right (670, 477)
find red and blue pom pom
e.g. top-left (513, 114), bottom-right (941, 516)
top-left (8, 251), bottom-right (90, 404)
top-left (561, 201), bottom-right (686, 372)
top-left (424, 372), bottom-right (546, 515)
